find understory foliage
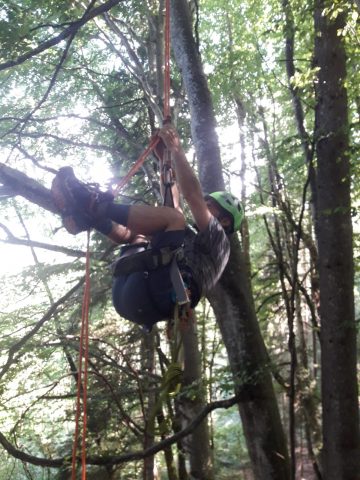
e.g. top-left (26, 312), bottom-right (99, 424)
top-left (0, 0), bottom-right (358, 479)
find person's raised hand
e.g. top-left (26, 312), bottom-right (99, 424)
top-left (158, 124), bottom-right (181, 153)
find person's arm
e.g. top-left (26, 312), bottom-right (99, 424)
top-left (158, 125), bottom-right (212, 232)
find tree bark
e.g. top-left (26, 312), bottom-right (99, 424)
top-left (142, 331), bottom-right (156, 480)
top-left (181, 311), bottom-right (214, 480)
top-left (169, 0), bottom-right (224, 192)
top-left (208, 240), bottom-right (291, 480)
top-left (313, 2), bottom-right (360, 478)
top-left (0, 162), bottom-right (56, 212)
top-left (170, 1), bottom-right (290, 478)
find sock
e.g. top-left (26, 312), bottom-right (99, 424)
top-left (106, 203), bottom-right (131, 226)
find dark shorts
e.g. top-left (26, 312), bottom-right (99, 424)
top-left (112, 230), bottom-right (186, 331)
top-left (112, 265), bottom-right (176, 330)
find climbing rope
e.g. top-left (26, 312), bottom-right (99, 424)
top-left (160, 0), bottom-right (192, 359)
top-left (110, 0), bottom-right (172, 200)
top-left (71, 2), bottom-right (174, 477)
top-left (71, 230), bottom-right (91, 480)
top-left (112, 135), bottom-right (160, 197)
top-left (161, 0), bottom-right (174, 208)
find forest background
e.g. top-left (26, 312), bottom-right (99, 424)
top-left (0, 0), bottom-right (359, 479)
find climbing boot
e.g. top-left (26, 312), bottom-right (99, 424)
top-left (51, 166), bottom-right (114, 234)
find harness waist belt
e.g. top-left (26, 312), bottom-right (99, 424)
top-left (112, 245), bottom-right (184, 276)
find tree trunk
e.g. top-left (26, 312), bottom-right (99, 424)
top-left (313, 2), bottom-right (360, 478)
top-left (156, 409), bottom-right (179, 480)
top-left (208, 240), bottom-right (291, 480)
top-left (295, 291), bottom-right (322, 480)
top-left (170, 1), bottom-right (290, 478)
top-left (181, 311), bottom-right (214, 480)
top-left (169, 0), bottom-right (224, 193)
top-left (142, 331), bottom-right (156, 480)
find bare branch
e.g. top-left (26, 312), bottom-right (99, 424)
top-left (0, 0), bottom-right (124, 73)
top-left (1, 0), bottom-right (98, 140)
top-left (0, 277), bottom-right (85, 380)
top-left (99, 14), bottom-right (163, 122)
top-left (0, 393), bottom-right (240, 468)
top-left (14, 145), bottom-right (57, 174)
top-left (17, 131), bottom-right (121, 155)
top-left (0, 223), bottom-right (85, 257)
top-left (0, 186), bottom-right (15, 198)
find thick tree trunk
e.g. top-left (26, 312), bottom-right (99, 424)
top-left (313, 2), bottom-right (360, 479)
top-left (169, 0), bottom-right (224, 193)
top-left (208, 240), bottom-right (290, 480)
top-left (170, 1), bottom-right (290, 478)
top-left (0, 162), bottom-right (56, 211)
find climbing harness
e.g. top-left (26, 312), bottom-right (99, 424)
top-left (113, 242), bottom-right (189, 305)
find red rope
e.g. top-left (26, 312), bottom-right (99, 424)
top-left (70, 4), bottom-right (172, 476)
top-left (71, 230), bottom-right (91, 480)
top-left (112, 0), bottom-right (171, 196)
top-left (112, 135), bottom-right (160, 196)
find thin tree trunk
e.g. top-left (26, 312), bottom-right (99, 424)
top-left (173, 400), bottom-right (189, 480)
top-left (142, 331), bottom-right (156, 480)
top-left (313, 2), bottom-right (360, 478)
top-left (295, 291), bottom-right (322, 480)
top-left (281, 0), bottom-right (321, 327)
top-left (235, 97), bottom-right (251, 269)
top-left (181, 311), bottom-right (214, 480)
top-left (156, 410), bottom-right (178, 480)
top-left (258, 108), bottom-right (299, 478)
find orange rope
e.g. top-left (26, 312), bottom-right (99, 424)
top-left (161, 0), bottom-right (174, 207)
top-left (70, 4), bottom-right (173, 477)
top-left (112, 0), bottom-right (171, 196)
top-left (112, 135), bottom-right (160, 197)
top-left (71, 230), bottom-right (91, 480)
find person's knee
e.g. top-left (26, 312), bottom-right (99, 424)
top-left (126, 204), bottom-right (185, 234)
top-left (166, 207), bottom-right (185, 230)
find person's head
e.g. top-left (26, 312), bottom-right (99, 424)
top-left (205, 191), bottom-right (243, 234)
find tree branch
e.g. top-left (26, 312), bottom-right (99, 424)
top-left (0, 223), bottom-right (85, 257)
top-left (0, 393), bottom-right (240, 468)
top-left (2, 0), bottom-right (99, 141)
top-left (18, 131), bottom-right (122, 155)
top-left (0, 0), bottom-right (124, 72)
top-left (0, 162), bottom-right (56, 213)
top-left (0, 278), bottom-right (85, 380)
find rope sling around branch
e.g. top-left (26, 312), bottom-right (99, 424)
top-left (71, 1), bottom-right (173, 478)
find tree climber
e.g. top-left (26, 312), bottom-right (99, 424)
top-left (51, 124), bottom-right (243, 331)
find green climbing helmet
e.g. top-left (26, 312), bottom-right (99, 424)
top-left (207, 191), bottom-right (243, 233)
